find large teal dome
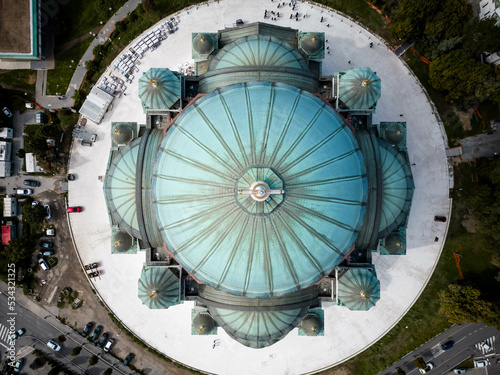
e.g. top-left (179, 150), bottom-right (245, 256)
top-left (152, 81), bottom-right (367, 298)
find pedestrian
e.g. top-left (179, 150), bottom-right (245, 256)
top-left (326, 46), bottom-right (329, 49)
top-left (320, 16), bottom-right (323, 22)
top-left (290, 14), bottom-right (293, 19)
top-left (348, 60), bottom-right (351, 64)
top-left (326, 39), bottom-right (328, 42)
top-left (326, 24), bottom-right (330, 27)
top-left (327, 51), bottom-right (330, 54)
top-left (400, 114), bottom-right (403, 117)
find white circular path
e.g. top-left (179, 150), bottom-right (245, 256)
top-left (68, 1), bottom-right (452, 374)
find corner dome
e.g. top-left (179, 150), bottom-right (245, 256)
top-left (153, 81), bottom-right (367, 298)
top-left (193, 33), bottom-right (215, 55)
top-left (111, 123), bottom-right (135, 146)
top-left (192, 312), bottom-right (215, 334)
top-left (300, 34), bottom-right (323, 55)
top-left (138, 266), bottom-right (180, 309)
top-left (383, 231), bottom-right (405, 254)
top-left (112, 230), bottom-right (134, 252)
top-left (300, 313), bottom-right (323, 336)
top-left (339, 67), bottom-right (381, 110)
top-left (139, 68), bottom-right (180, 111)
top-left (338, 268), bottom-right (380, 311)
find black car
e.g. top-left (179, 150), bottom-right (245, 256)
top-left (97, 332), bottom-right (109, 348)
top-left (90, 325), bottom-right (102, 342)
top-left (82, 322), bottom-right (93, 337)
top-left (441, 341), bottom-right (454, 350)
top-left (123, 353), bottom-right (134, 366)
top-left (23, 179), bottom-right (40, 187)
top-left (39, 241), bottom-right (54, 248)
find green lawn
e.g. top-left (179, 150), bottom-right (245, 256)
top-left (0, 70), bottom-right (37, 93)
top-left (46, 38), bottom-right (93, 96)
top-left (53, 0), bottom-right (127, 45)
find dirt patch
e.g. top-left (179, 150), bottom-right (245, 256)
top-left (27, 73), bottom-right (36, 85)
top-left (461, 209), bottom-right (478, 233)
top-left (454, 108), bottom-right (473, 131)
top-left (0, 0), bottom-right (31, 53)
top-left (32, 190), bottom-right (191, 375)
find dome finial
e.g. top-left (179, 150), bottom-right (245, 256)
top-left (149, 79), bottom-right (158, 87)
top-left (362, 79), bottom-right (371, 87)
top-left (149, 290), bottom-right (157, 298)
top-left (360, 291), bottom-right (370, 300)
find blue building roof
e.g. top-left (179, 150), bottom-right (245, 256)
top-left (138, 266), bottom-right (180, 309)
top-left (339, 67), bottom-right (381, 110)
top-left (139, 68), bottom-right (181, 112)
top-left (153, 81), bottom-right (367, 298)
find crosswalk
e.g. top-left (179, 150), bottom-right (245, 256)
top-left (0, 323), bottom-right (13, 348)
top-left (475, 336), bottom-right (495, 355)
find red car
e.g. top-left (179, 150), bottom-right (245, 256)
top-left (67, 206), bottom-right (82, 213)
top-left (434, 215), bottom-right (446, 222)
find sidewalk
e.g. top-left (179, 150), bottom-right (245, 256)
top-left (36, 0), bottom-right (141, 110)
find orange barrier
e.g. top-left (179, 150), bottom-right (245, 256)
top-left (473, 104), bottom-right (486, 128)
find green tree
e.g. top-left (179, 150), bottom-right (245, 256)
top-left (47, 366), bottom-right (61, 375)
top-left (438, 284), bottom-right (496, 325)
top-left (71, 346), bottom-right (82, 356)
top-left (429, 50), bottom-right (492, 101)
top-left (89, 355), bottom-right (98, 366)
top-left (29, 357), bottom-right (46, 370)
top-left (2, 237), bottom-right (35, 264)
top-left (85, 60), bottom-right (100, 74)
top-left (391, 0), bottom-right (439, 40)
top-left (413, 357), bottom-right (426, 369)
top-left (142, 0), bottom-right (155, 13)
top-left (22, 202), bottom-right (46, 226)
top-left (424, 0), bottom-right (472, 39)
top-left (463, 18), bottom-right (500, 56)
top-left (397, 368), bottom-right (406, 375)
top-left (103, 368), bottom-right (113, 375)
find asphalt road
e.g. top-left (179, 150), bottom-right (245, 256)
top-left (0, 291), bottom-right (128, 375)
top-left (378, 323), bottom-right (500, 375)
top-left (461, 125), bottom-right (500, 160)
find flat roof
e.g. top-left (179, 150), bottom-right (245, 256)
top-left (0, 0), bottom-right (38, 59)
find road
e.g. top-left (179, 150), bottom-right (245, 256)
top-left (461, 126), bottom-right (500, 160)
top-left (378, 323), bottom-right (500, 375)
top-left (0, 290), bottom-right (129, 375)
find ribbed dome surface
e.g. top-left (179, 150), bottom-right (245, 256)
top-left (139, 68), bottom-right (180, 111)
top-left (210, 35), bottom-right (308, 70)
top-left (301, 34), bottom-right (323, 55)
top-left (300, 313), bottom-right (323, 336)
top-left (339, 67), bottom-right (381, 110)
top-left (208, 305), bottom-right (308, 348)
top-left (153, 81), bottom-right (367, 298)
top-left (378, 140), bottom-right (413, 237)
top-left (193, 33), bottom-right (215, 55)
top-left (380, 122), bottom-right (406, 148)
top-left (138, 267), bottom-right (180, 309)
top-left (338, 268), bottom-right (380, 311)
top-left (104, 139), bottom-right (141, 238)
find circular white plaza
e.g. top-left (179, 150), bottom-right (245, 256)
top-left (68, 1), bottom-right (451, 374)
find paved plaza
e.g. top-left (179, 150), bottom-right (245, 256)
top-left (67, 1), bottom-right (452, 374)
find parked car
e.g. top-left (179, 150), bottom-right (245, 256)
top-left (46, 339), bottom-right (61, 351)
top-left (2, 107), bottom-right (13, 118)
top-left (1, 359), bottom-right (9, 375)
top-left (67, 206), bottom-right (82, 213)
top-left (46, 228), bottom-right (55, 236)
top-left (82, 322), bottom-right (93, 337)
top-left (16, 188), bottom-right (33, 195)
top-left (25, 103), bottom-right (34, 109)
top-left (474, 359), bottom-right (490, 367)
top-left (13, 358), bottom-right (24, 373)
top-left (36, 112), bottom-right (44, 124)
top-left (39, 249), bottom-right (54, 256)
top-left (441, 341), bottom-right (453, 350)
top-left (453, 369), bottom-right (467, 374)
top-left (32, 201), bottom-right (39, 207)
top-left (23, 179), bottom-right (40, 187)
top-left (103, 338), bottom-right (114, 352)
top-left (44, 204), bottom-right (51, 220)
top-left (39, 241), bottom-right (54, 248)
top-left (38, 258), bottom-right (50, 271)
top-left (123, 353), bottom-right (134, 366)
top-left (9, 328), bottom-right (25, 341)
top-left (67, 174), bottom-right (76, 181)
top-left (90, 325), bottom-right (103, 342)
top-left (434, 216), bottom-right (447, 222)
top-left (97, 333), bottom-right (109, 348)
top-left (81, 140), bottom-right (92, 146)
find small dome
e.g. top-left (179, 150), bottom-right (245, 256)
top-left (301, 34), bottom-right (323, 56)
top-left (382, 123), bottom-right (406, 147)
top-left (193, 33), bottom-right (215, 55)
top-left (300, 314), bottom-right (323, 336)
top-left (112, 230), bottom-right (133, 252)
top-left (383, 231), bottom-right (405, 254)
top-left (193, 312), bottom-right (215, 335)
top-left (112, 123), bottom-right (134, 146)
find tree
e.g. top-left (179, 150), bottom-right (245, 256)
top-left (30, 357), bottom-right (46, 370)
top-left (89, 355), bottom-right (98, 366)
top-left (85, 60), bottom-right (100, 74)
top-left (47, 366), bottom-right (61, 375)
top-left (2, 237), bottom-right (36, 264)
top-left (413, 357), bottom-right (426, 369)
top-left (22, 203), bottom-right (46, 227)
top-left (71, 346), bottom-right (82, 356)
top-left (438, 284), bottom-right (496, 325)
top-left (423, 0), bottom-right (472, 39)
top-left (429, 50), bottom-right (492, 101)
top-left (142, 0), bottom-right (155, 13)
top-left (57, 334), bottom-right (66, 343)
top-left (397, 368), bottom-right (406, 375)
top-left (103, 368), bottom-right (113, 375)
top-left (463, 18), bottom-right (500, 56)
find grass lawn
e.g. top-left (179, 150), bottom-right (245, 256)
top-left (53, 0), bottom-right (127, 45)
top-left (0, 70), bottom-right (37, 93)
top-left (46, 38), bottom-right (93, 96)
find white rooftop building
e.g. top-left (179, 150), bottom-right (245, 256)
top-left (79, 86), bottom-right (114, 124)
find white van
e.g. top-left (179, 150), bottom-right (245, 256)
top-left (38, 258), bottom-right (50, 271)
